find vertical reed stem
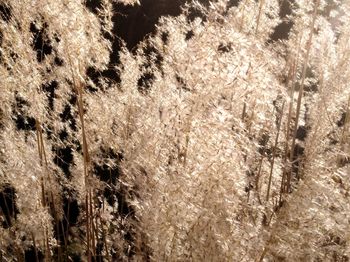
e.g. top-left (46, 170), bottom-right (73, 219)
top-left (266, 101), bottom-right (285, 202)
top-left (255, 0), bottom-right (265, 35)
top-left (289, 0), bottom-right (319, 191)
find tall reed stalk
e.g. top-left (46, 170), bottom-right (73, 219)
top-left (288, 0), bottom-right (320, 188)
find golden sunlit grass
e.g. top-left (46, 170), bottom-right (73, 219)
top-left (0, 0), bottom-right (350, 261)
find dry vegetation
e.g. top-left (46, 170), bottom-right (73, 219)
top-left (0, 0), bottom-right (350, 261)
